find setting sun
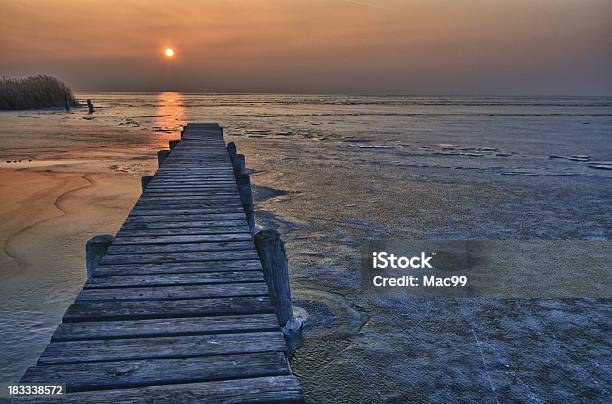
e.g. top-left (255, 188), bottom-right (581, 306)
top-left (164, 48), bottom-right (174, 57)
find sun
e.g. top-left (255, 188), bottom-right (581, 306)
top-left (164, 48), bottom-right (175, 58)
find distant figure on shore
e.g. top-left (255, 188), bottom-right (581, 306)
top-left (64, 93), bottom-right (70, 111)
top-left (87, 99), bottom-right (95, 113)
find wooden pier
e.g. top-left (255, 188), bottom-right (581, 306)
top-left (17, 123), bottom-right (304, 402)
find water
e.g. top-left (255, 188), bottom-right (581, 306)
top-left (0, 94), bottom-right (611, 402)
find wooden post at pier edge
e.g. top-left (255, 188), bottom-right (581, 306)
top-left (234, 154), bottom-right (247, 175)
top-left (253, 229), bottom-right (303, 351)
top-left (157, 150), bottom-right (170, 166)
top-left (85, 235), bottom-right (114, 280)
top-left (141, 175), bottom-right (153, 191)
top-left (227, 141), bottom-right (237, 158)
top-left (236, 173), bottom-right (255, 232)
top-left (254, 230), bottom-right (293, 325)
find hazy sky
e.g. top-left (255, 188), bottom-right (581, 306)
top-left (1, 0), bottom-right (611, 94)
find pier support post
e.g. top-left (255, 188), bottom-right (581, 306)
top-left (141, 176), bottom-right (153, 191)
top-left (227, 142), bottom-right (237, 159)
top-left (254, 230), bottom-right (303, 351)
top-left (85, 235), bottom-right (114, 280)
top-left (254, 230), bottom-right (293, 325)
top-left (157, 150), bottom-right (170, 167)
top-left (169, 140), bottom-right (180, 150)
top-left (233, 154), bottom-right (247, 175)
top-left (236, 174), bottom-right (255, 232)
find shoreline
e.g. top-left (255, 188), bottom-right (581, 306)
top-left (0, 159), bottom-right (146, 382)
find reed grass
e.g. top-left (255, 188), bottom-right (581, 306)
top-left (0, 74), bottom-right (77, 110)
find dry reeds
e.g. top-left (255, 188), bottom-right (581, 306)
top-left (0, 74), bottom-right (77, 110)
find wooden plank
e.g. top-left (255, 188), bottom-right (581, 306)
top-left (93, 260), bottom-right (262, 276)
top-left (76, 283), bottom-right (268, 302)
top-left (134, 202), bottom-right (243, 210)
top-left (155, 168), bottom-right (233, 173)
top-left (153, 172), bottom-right (235, 177)
top-left (120, 220), bottom-right (248, 230)
top-left (86, 271), bottom-right (265, 288)
top-left (99, 250), bottom-right (259, 265)
top-left (142, 188), bottom-right (238, 199)
top-left (144, 186), bottom-right (239, 192)
top-left (141, 180), bottom-right (236, 186)
top-left (143, 186), bottom-right (239, 193)
top-left (64, 296), bottom-right (274, 322)
top-left (21, 352), bottom-right (291, 392)
top-left (139, 195), bottom-right (241, 202)
top-left (148, 178), bottom-right (236, 183)
top-left (15, 376), bottom-right (304, 403)
top-left (112, 234), bottom-right (253, 245)
top-left (116, 227), bottom-right (251, 237)
top-left (106, 241), bottom-right (253, 255)
top-left (39, 332), bottom-right (286, 364)
top-left (52, 314), bottom-right (280, 341)
top-left (124, 213), bottom-right (245, 223)
top-left (128, 207), bottom-right (244, 216)
top-left (106, 242), bottom-right (254, 256)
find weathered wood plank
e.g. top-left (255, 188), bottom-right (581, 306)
top-left (52, 314), bottom-right (279, 341)
top-left (100, 250), bottom-right (259, 265)
top-left (12, 376), bottom-right (303, 403)
top-left (124, 213), bottom-right (245, 223)
top-left (21, 352), bottom-right (291, 392)
top-left (106, 242), bottom-right (254, 255)
top-left (148, 179), bottom-right (236, 183)
top-left (144, 185), bottom-right (237, 191)
top-left (93, 260), bottom-right (262, 276)
top-left (39, 332), bottom-right (286, 364)
top-left (129, 207), bottom-right (243, 216)
top-left (122, 218), bottom-right (249, 229)
top-left (76, 282), bottom-right (268, 302)
top-left (143, 188), bottom-right (239, 194)
top-left (141, 192), bottom-right (239, 199)
top-left (139, 195), bottom-right (242, 202)
top-left (86, 271), bottom-right (265, 288)
top-left (152, 173), bottom-right (235, 178)
top-left (116, 227), bottom-right (251, 237)
top-left (106, 241), bottom-right (253, 255)
top-left (135, 200), bottom-right (242, 208)
top-left (64, 296), bottom-right (274, 322)
top-left (112, 234), bottom-right (253, 245)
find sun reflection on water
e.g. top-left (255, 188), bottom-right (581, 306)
top-left (153, 92), bottom-right (186, 147)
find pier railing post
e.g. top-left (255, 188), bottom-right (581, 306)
top-left (141, 175), bottom-right (153, 191)
top-left (157, 150), bottom-right (170, 167)
top-left (85, 235), bottom-right (114, 280)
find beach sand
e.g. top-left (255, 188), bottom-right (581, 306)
top-left (0, 148), bottom-right (155, 381)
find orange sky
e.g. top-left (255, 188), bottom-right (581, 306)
top-left (1, 0), bottom-right (610, 94)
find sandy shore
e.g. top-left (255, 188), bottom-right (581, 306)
top-left (0, 150), bottom-right (155, 381)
